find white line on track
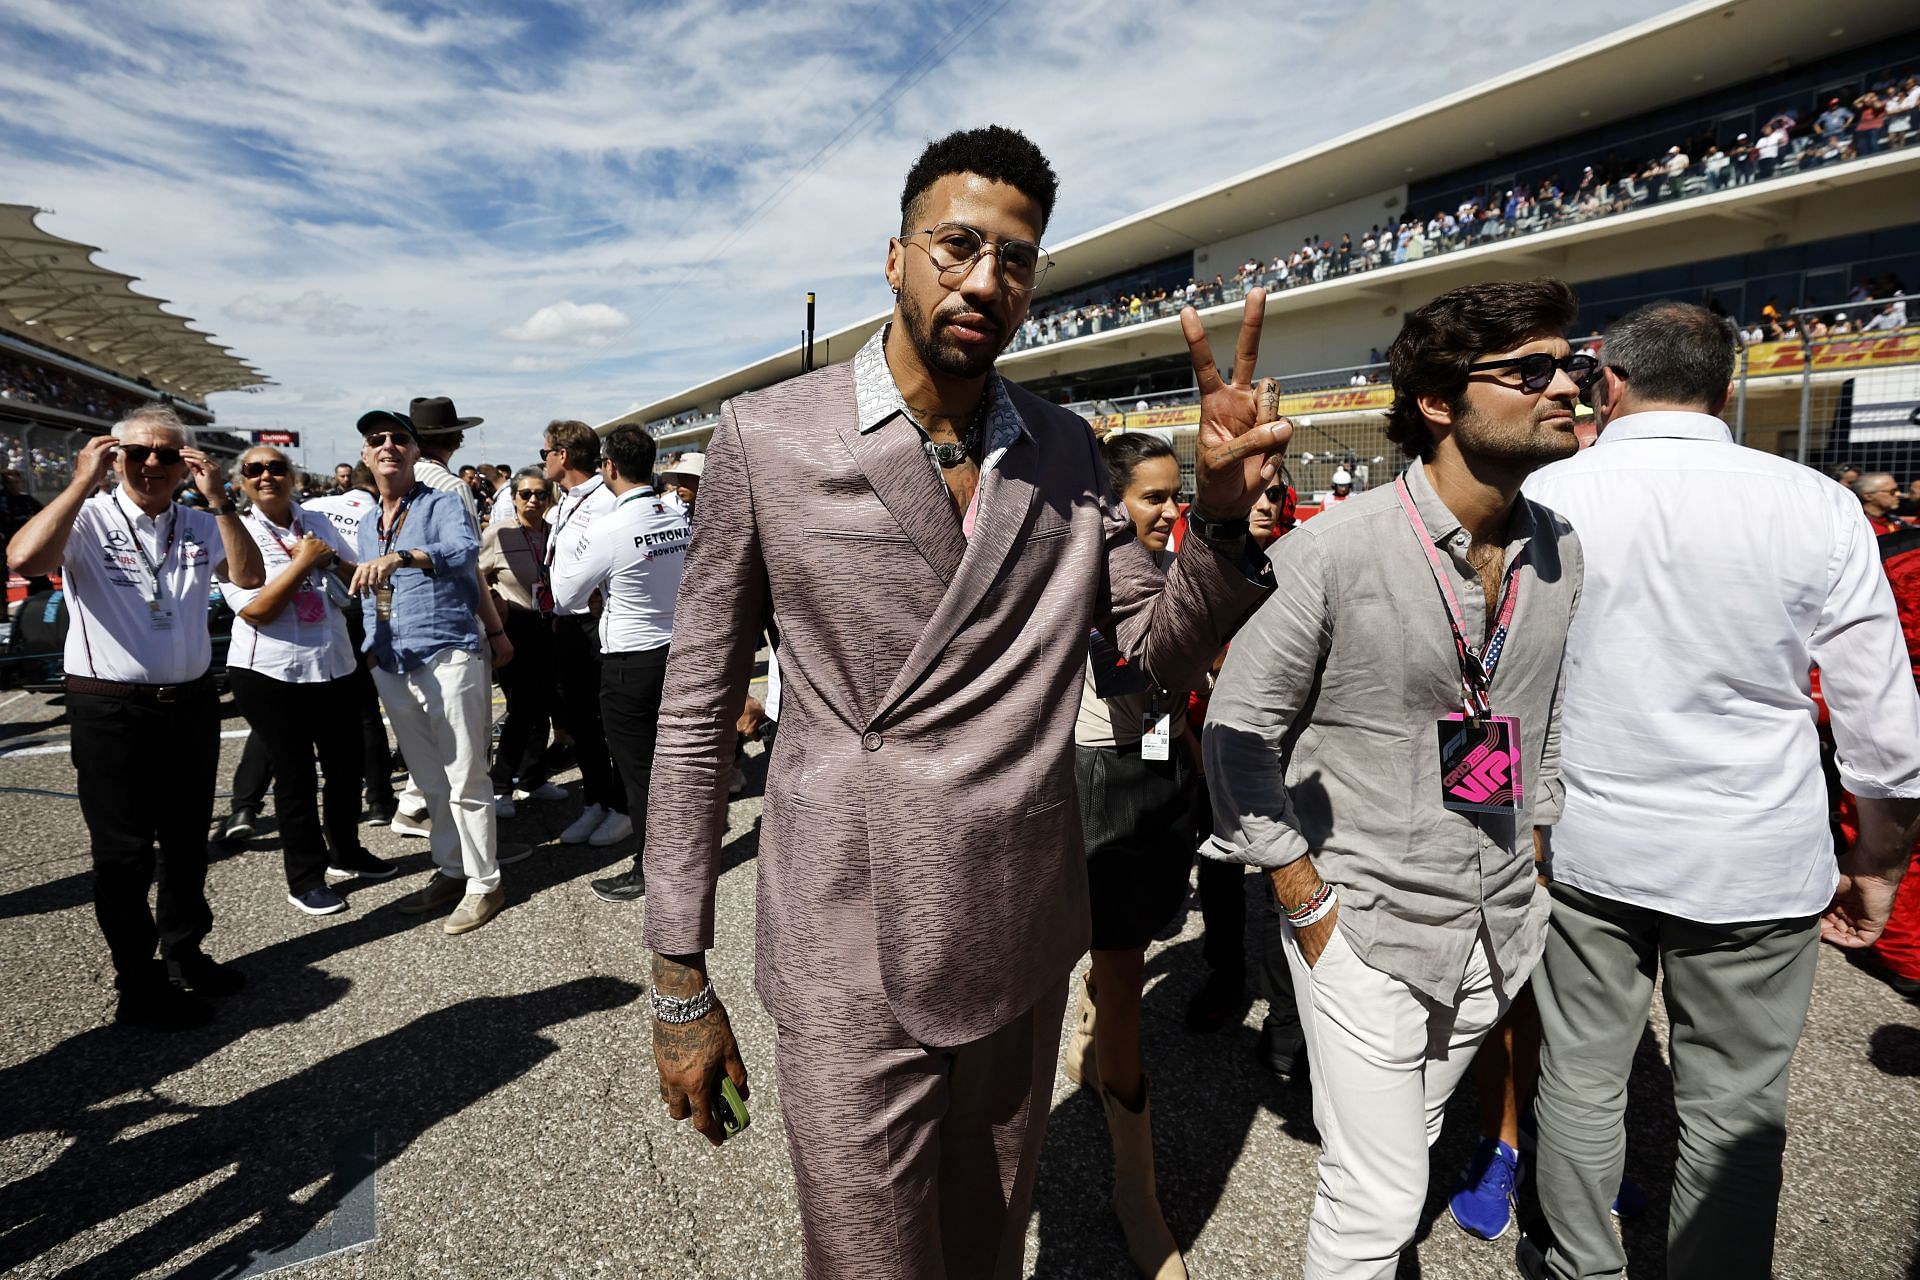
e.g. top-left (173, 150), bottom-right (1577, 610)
top-left (0, 727), bottom-right (253, 759)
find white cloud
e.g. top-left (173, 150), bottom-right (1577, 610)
top-left (506, 354), bottom-right (575, 373)
top-left (227, 289), bottom-right (382, 337)
top-left (504, 301), bottom-right (630, 346)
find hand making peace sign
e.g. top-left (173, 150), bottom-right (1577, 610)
top-left (1180, 287), bottom-right (1293, 520)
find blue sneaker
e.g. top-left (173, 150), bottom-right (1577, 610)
top-left (1448, 1137), bottom-right (1520, 1240)
top-left (1612, 1172), bottom-right (1646, 1218)
top-left (287, 886), bottom-right (347, 916)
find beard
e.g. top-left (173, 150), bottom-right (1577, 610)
top-left (1451, 396), bottom-right (1581, 470)
top-left (898, 285), bottom-right (1007, 380)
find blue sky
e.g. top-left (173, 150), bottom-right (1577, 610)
top-left (0, 0), bottom-right (1676, 466)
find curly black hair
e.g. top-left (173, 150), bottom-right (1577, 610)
top-left (1386, 278), bottom-right (1580, 462)
top-left (900, 125), bottom-right (1058, 234)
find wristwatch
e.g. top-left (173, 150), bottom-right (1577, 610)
top-left (213, 501), bottom-right (239, 517)
top-left (1185, 509), bottom-right (1249, 547)
top-left (396, 549), bottom-right (414, 568)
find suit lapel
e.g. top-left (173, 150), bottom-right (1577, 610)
top-left (834, 409), bottom-right (967, 587)
top-left (872, 431), bottom-right (1041, 725)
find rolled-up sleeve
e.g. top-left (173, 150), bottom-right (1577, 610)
top-left (1202, 531), bottom-right (1332, 867)
top-left (1815, 500), bottom-right (1920, 799)
top-left (418, 495), bottom-right (478, 578)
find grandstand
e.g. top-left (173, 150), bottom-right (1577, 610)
top-left (603, 0), bottom-right (1920, 499)
top-left (0, 203), bottom-right (268, 499)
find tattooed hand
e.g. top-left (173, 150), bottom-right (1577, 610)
top-left (652, 951), bottom-right (750, 1146)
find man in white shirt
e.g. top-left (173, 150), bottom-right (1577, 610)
top-left (550, 424), bottom-right (690, 903)
top-left (1520, 301), bottom-right (1920, 1280)
top-left (542, 418), bottom-right (630, 847)
top-left (6, 406), bottom-right (264, 1030)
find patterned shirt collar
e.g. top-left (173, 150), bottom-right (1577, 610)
top-left (852, 325), bottom-right (1030, 456)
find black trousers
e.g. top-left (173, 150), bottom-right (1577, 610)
top-left (491, 608), bottom-right (556, 791)
top-left (342, 604), bottom-right (394, 811)
top-left (601, 646), bottom-right (669, 875)
top-left (553, 617), bottom-right (622, 812)
top-left (68, 676), bottom-right (219, 983)
top-left (231, 728), bottom-right (272, 812)
top-left (1198, 857), bottom-right (1301, 1050)
top-left (228, 667), bottom-right (368, 894)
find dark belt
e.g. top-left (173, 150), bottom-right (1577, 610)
top-left (65, 673), bottom-right (212, 704)
top-left (601, 645), bottom-right (671, 669)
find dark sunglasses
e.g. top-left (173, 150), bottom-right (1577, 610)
top-left (240, 459), bottom-right (292, 478)
top-left (515, 488), bottom-right (551, 501)
top-left (538, 446), bottom-right (560, 461)
top-left (1466, 351), bottom-right (1600, 394)
top-left (364, 432), bottom-right (414, 448)
top-left (120, 444), bottom-right (183, 467)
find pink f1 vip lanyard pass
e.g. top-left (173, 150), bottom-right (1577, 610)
top-left (1395, 476), bottom-right (1524, 813)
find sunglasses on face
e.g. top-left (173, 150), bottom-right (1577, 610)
top-left (120, 444), bottom-right (183, 467)
top-left (538, 447), bottom-right (560, 461)
top-left (516, 489), bottom-right (551, 502)
top-left (364, 432), bottom-right (413, 449)
top-left (241, 459), bottom-right (291, 478)
top-left (1465, 351), bottom-right (1601, 394)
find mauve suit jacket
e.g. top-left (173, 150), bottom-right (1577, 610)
top-left (643, 359), bottom-right (1272, 1047)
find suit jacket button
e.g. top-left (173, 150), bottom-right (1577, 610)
top-left (862, 731), bottom-right (883, 752)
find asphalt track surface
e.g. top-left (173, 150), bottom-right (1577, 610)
top-left (3, 684), bottom-right (1919, 1279)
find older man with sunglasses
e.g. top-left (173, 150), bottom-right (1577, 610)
top-left (7, 405), bottom-right (264, 1030)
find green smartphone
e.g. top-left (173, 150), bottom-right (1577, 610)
top-left (716, 1077), bottom-right (750, 1138)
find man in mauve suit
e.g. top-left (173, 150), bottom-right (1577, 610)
top-left (643, 125), bottom-right (1293, 1279)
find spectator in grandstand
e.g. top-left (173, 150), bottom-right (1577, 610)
top-left (1205, 278), bottom-right (1585, 1280)
top-left (1520, 301), bottom-right (1920, 1280)
top-left (1063, 431), bottom-right (1207, 1278)
top-left (1817, 95), bottom-right (1856, 146)
top-left (304, 462), bottom-right (396, 825)
top-left (222, 447), bottom-right (395, 917)
top-left (6, 405), bottom-right (265, 1030)
top-left (0, 468), bottom-right (48, 591)
top-left (549, 424), bottom-right (691, 905)
top-left (1661, 146), bottom-right (1690, 200)
top-left (542, 418), bottom-right (631, 849)
top-left (480, 465), bottom-right (563, 815)
top-left (351, 411), bottom-right (518, 934)
top-left (1855, 472), bottom-right (1910, 534)
top-left (1889, 75), bottom-right (1918, 149)
top-left (658, 451), bottom-right (704, 516)
top-left (640, 125), bottom-right (1279, 1280)
top-left (1862, 297), bottom-right (1909, 331)
top-left (1854, 90), bottom-right (1887, 155)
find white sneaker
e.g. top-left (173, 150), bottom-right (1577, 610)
top-left (559, 803), bottom-right (607, 845)
top-left (389, 810), bottom-right (432, 838)
top-left (493, 794), bottom-right (517, 818)
top-left (514, 781), bottom-right (568, 802)
top-left (588, 809), bottom-right (634, 847)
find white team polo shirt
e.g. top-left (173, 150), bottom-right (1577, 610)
top-left (544, 474), bottom-right (618, 618)
top-left (549, 485), bottom-right (689, 653)
top-left (219, 507), bottom-right (357, 683)
top-left (304, 488), bottom-right (378, 543)
top-left (62, 488), bottom-right (226, 684)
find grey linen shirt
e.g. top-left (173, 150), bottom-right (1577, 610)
top-left (1203, 458), bottom-right (1582, 1000)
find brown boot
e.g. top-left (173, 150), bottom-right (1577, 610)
top-left (1101, 1078), bottom-right (1187, 1280)
top-left (1064, 969), bottom-right (1099, 1090)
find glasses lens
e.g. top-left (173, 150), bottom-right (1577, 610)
top-left (926, 224), bottom-right (985, 273)
top-left (923, 224), bottom-right (1045, 292)
top-left (517, 489), bottom-right (548, 501)
top-left (1566, 354), bottom-right (1601, 390)
top-left (367, 432), bottom-right (410, 448)
top-left (121, 445), bottom-right (183, 466)
top-left (242, 460), bottom-right (290, 478)
top-left (1518, 353), bottom-right (1558, 393)
top-left (1263, 485), bottom-right (1286, 503)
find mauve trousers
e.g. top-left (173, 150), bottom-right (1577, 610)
top-left (774, 976), bottom-right (1071, 1279)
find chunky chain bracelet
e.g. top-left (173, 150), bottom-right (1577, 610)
top-left (651, 981), bottom-right (717, 1024)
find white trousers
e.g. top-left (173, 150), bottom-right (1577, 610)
top-left (372, 647), bottom-right (499, 894)
top-left (1285, 921), bottom-right (1521, 1280)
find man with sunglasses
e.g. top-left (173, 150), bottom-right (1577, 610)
top-left (352, 416), bottom-right (519, 935)
top-left (1205, 279), bottom-right (1588, 1279)
top-left (641, 125), bottom-right (1283, 1278)
top-left (7, 405), bottom-right (265, 1030)
top-left (1518, 302), bottom-right (1920, 1280)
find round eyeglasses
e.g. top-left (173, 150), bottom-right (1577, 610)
top-left (902, 222), bottom-right (1052, 295)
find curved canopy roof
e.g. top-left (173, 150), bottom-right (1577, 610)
top-left (0, 203), bottom-right (268, 402)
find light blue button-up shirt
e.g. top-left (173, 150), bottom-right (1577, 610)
top-left (355, 482), bottom-right (482, 673)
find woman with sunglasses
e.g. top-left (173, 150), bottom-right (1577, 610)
top-left (222, 447), bottom-right (395, 915)
top-left (479, 466), bottom-right (561, 811)
top-left (1064, 431), bottom-right (1199, 1280)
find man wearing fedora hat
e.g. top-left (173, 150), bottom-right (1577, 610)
top-left (658, 452), bottom-right (702, 518)
top-left (380, 397), bottom-right (516, 841)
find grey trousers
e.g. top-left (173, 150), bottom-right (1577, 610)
top-left (774, 976), bottom-right (1071, 1280)
top-left (1532, 882), bottom-right (1820, 1280)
